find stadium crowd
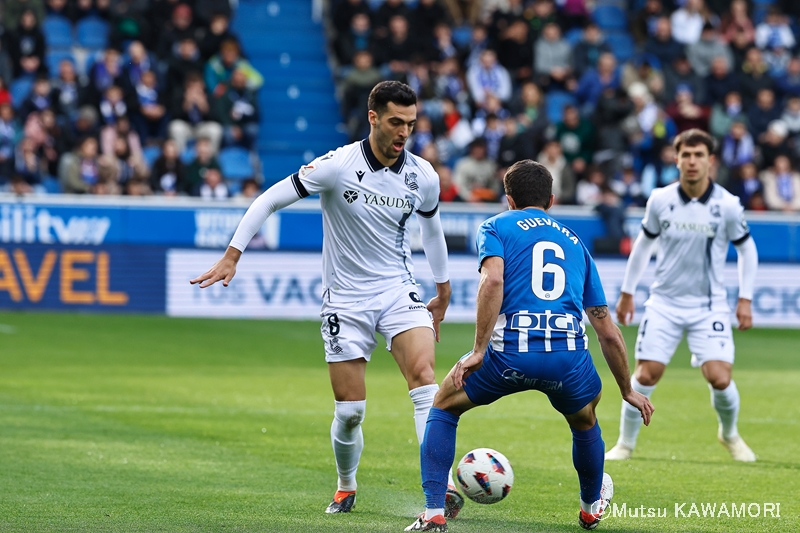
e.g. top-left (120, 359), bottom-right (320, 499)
top-left (328, 0), bottom-right (800, 215)
top-left (0, 0), bottom-right (263, 199)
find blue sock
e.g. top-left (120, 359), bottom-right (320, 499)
top-left (571, 422), bottom-right (604, 504)
top-left (421, 407), bottom-right (459, 510)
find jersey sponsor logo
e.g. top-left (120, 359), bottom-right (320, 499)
top-left (509, 312), bottom-right (584, 333)
top-left (355, 170), bottom-right (365, 182)
top-left (404, 172), bottom-right (418, 190)
top-left (672, 221), bottom-right (717, 237)
top-left (343, 190), bottom-right (359, 204)
top-left (362, 193), bottom-right (413, 211)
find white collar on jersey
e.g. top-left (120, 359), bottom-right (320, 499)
top-left (360, 138), bottom-right (407, 174)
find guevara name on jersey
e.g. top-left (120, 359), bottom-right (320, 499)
top-left (290, 139), bottom-right (441, 302)
top-left (641, 182), bottom-right (751, 310)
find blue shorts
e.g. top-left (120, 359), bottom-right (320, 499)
top-left (462, 346), bottom-right (602, 415)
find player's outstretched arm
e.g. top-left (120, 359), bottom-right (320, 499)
top-left (453, 256), bottom-right (504, 390)
top-left (189, 177), bottom-right (303, 288)
top-left (586, 305), bottom-right (654, 425)
top-left (616, 232), bottom-right (657, 325)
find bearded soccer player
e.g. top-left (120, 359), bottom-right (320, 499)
top-left (606, 129), bottom-right (759, 462)
top-left (191, 81), bottom-right (464, 515)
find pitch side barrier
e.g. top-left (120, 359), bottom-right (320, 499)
top-left (1, 195), bottom-right (799, 324)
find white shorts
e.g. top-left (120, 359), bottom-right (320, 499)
top-left (634, 303), bottom-right (735, 367)
top-left (319, 284), bottom-right (434, 363)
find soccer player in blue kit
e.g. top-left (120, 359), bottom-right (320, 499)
top-left (405, 160), bottom-right (655, 532)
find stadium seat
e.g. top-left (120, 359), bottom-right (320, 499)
top-left (180, 146), bottom-right (196, 164)
top-left (76, 16), bottom-right (109, 51)
top-left (565, 27), bottom-right (585, 46)
top-left (41, 176), bottom-right (62, 194)
top-left (605, 33), bottom-right (635, 63)
top-left (9, 77), bottom-right (34, 108)
top-left (142, 146), bottom-right (161, 169)
top-left (592, 5), bottom-right (628, 32)
top-left (545, 91), bottom-right (577, 124)
top-left (219, 147), bottom-right (255, 180)
top-left (42, 15), bottom-right (74, 50)
top-left (452, 25), bottom-right (473, 47)
top-left (45, 50), bottom-right (76, 77)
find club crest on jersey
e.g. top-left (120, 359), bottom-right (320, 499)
top-left (356, 170), bottom-right (365, 182)
top-left (343, 190), bottom-right (359, 204)
top-left (405, 172), bottom-right (418, 190)
top-left (710, 204), bottom-right (721, 217)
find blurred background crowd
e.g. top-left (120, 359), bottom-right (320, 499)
top-left (0, 0), bottom-right (263, 199)
top-left (328, 0), bottom-right (800, 218)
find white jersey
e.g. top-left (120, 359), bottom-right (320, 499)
top-left (641, 181), bottom-right (750, 310)
top-left (291, 139), bottom-right (441, 302)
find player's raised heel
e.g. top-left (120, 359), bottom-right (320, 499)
top-left (578, 473), bottom-right (614, 530)
top-left (444, 487), bottom-right (465, 519)
top-left (325, 491), bottom-right (356, 513)
top-left (405, 514), bottom-right (448, 531)
top-left (718, 427), bottom-right (756, 462)
top-left (604, 443), bottom-right (633, 461)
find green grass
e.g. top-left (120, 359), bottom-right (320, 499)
top-left (0, 312), bottom-right (797, 532)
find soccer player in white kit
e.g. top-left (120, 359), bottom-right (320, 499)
top-left (606, 129), bottom-right (759, 462)
top-left (190, 81), bottom-right (465, 515)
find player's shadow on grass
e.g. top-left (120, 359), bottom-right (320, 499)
top-left (454, 516), bottom-right (660, 533)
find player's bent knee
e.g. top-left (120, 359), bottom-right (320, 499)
top-left (334, 401), bottom-right (366, 429)
top-left (405, 358), bottom-right (436, 389)
top-left (707, 375), bottom-right (731, 390)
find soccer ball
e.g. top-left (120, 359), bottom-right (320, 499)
top-left (456, 448), bottom-right (514, 504)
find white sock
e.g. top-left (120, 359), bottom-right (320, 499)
top-left (710, 381), bottom-right (740, 440)
top-left (424, 508), bottom-right (445, 521)
top-left (409, 384), bottom-right (456, 488)
top-left (618, 377), bottom-right (656, 449)
top-left (331, 400), bottom-right (366, 492)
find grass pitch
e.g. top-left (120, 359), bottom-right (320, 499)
top-left (0, 312), bottom-right (797, 532)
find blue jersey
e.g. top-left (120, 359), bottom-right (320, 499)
top-left (477, 208), bottom-right (607, 354)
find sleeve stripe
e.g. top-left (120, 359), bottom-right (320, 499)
top-left (732, 232), bottom-right (751, 246)
top-left (291, 172), bottom-right (310, 199)
top-left (417, 203), bottom-right (439, 218)
top-left (642, 224), bottom-right (659, 239)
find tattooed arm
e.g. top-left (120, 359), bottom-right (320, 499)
top-left (586, 305), bottom-right (654, 424)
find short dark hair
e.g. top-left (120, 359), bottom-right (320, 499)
top-left (503, 160), bottom-right (553, 209)
top-left (673, 129), bottom-right (716, 154)
top-left (368, 81), bottom-right (417, 115)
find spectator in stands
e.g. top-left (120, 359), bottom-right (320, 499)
top-left (776, 58), bottom-right (800, 99)
top-left (781, 96), bottom-right (800, 137)
top-left (726, 161), bottom-right (763, 209)
top-left (527, 0), bottom-right (558, 42)
top-left (31, 108), bottom-right (69, 176)
top-left (409, 115), bottom-right (435, 155)
top-left (452, 138), bottom-right (498, 202)
top-left (8, 9), bottom-right (46, 78)
top-left (340, 50), bottom-right (382, 142)
top-left (621, 54), bottom-right (665, 103)
top-left (158, 3), bottom-right (200, 59)
top-left (433, 56), bottom-right (468, 104)
top-left (460, 24), bottom-right (489, 69)
top-left (60, 136), bottom-right (111, 193)
top-left (86, 48), bottom-right (122, 106)
top-left (46, 0), bottom-right (75, 22)
top-left (534, 23), bottom-right (573, 90)
top-left (572, 23), bottom-right (610, 78)
top-left (592, 87), bottom-right (635, 171)
top-left (755, 7), bottom-right (795, 51)
top-left (333, 0), bottom-right (371, 36)
top-left (759, 120), bottom-right (792, 169)
top-left (666, 84), bottom-right (710, 132)
top-left (555, 104), bottom-right (593, 180)
top-left (51, 59), bottom-right (84, 124)
top-left (710, 90), bottom-right (748, 139)
top-left (199, 167), bottom-right (228, 200)
top-left (645, 16), bottom-right (684, 70)
top-left (376, 15), bottom-right (418, 79)
top-left (101, 117), bottom-right (142, 165)
top-left (626, 82), bottom-right (669, 165)
top-left (664, 54), bottom-right (706, 103)
top-left (107, 0), bottom-right (150, 51)
top-left (538, 139), bottom-right (575, 204)
top-left (763, 42), bottom-right (792, 77)
top-left (128, 69), bottom-right (169, 144)
top-left (480, 113), bottom-right (505, 161)
top-left (373, 0), bottom-right (410, 39)
top-left (720, 0), bottom-right (754, 47)
top-left (121, 41), bottom-right (156, 96)
top-left (436, 163), bottom-right (463, 202)
top-left (779, 0), bottom-right (800, 21)
top-left (704, 56), bottom-right (738, 107)
top-left (217, 68), bottom-right (259, 150)
top-left (108, 134), bottom-right (148, 193)
top-left (185, 136), bottom-right (220, 195)
top-left (440, 0), bottom-right (481, 26)
top-left (169, 72), bottom-right (222, 154)
top-left (510, 80), bottom-right (545, 130)
top-left (167, 37), bottom-right (203, 106)
top-left (0, 43), bottom-right (14, 87)
top-left (496, 19), bottom-right (534, 85)
top-left (497, 117), bottom-right (527, 170)
top-left (75, 0), bottom-right (110, 21)
top-left (610, 162), bottom-right (645, 207)
top-left (8, 137), bottom-right (43, 194)
top-left (466, 49), bottom-right (512, 108)
top-left (412, 0), bottom-right (451, 44)
top-left (721, 120), bottom-right (755, 169)
top-left (559, 0), bottom-right (590, 32)
top-left (200, 12), bottom-right (237, 62)
top-left (670, 0), bottom-right (706, 45)
top-left (761, 154), bottom-right (800, 211)
top-left (426, 23), bottom-right (459, 64)
top-left (748, 88), bottom-right (781, 141)
top-left (205, 39), bottom-right (263, 98)
top-left (738, 47), bottom-right (774, 106)
top-left (575, 52), bottom-right (620, 114)
top-left (4, 0), bottom-right (46, 31)
top-left (641, 144), bottom-right (679, 197)
top-left (0, 104), bottom-right (20, 182)
top-left (149, 139), bottom-right (185, 195)
top-left (687, 23), bottom-right (733, 78)
top-left (238, 178), bottom-right (261, 199)
top-left (99, 85), bottom-right (127, 127)
top-left (471, 93), bottom-right (510, 135)
top-left (335, 12), bottom-right (376, 66)
top-left (487, 0), bottom-right (524, 44)
top-left (406, 59), bottom-right (436, 102)
top-left (632, 0), bottom-right (666, 44)
top-left (575, 165), bottom-right (605, 206)
top-left (19, 75), bottom-right (52, 122)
